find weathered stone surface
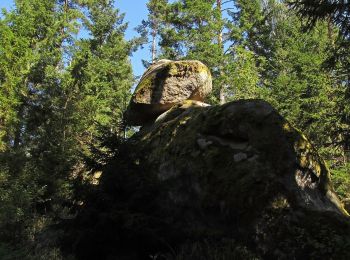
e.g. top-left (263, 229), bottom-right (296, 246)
top-left (124, 60), bottom-right (212, 125)
top-left (130, 99), bottom-right (350, 258)
top-left (135, 99), bottom-right (347, 216)
top-left (71, 99), bottom-right (350, 260)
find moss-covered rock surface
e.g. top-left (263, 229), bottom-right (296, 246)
top-left (124, 60), bottom-right (212, 126)
top-left (130, 99), bottom-right (350, 259)
top-left (67, 100), bottom-right (350, 260)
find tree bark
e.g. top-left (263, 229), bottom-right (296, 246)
top-left (151, 21), bottom-right (157, 63)
top-left (217, 0), bottom-right (226, 104)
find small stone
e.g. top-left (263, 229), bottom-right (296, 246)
top-left (197, 138), bottom-right (212, 150)
top-left (234, 152), bottom-right (247, 162)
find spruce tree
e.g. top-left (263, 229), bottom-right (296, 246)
top-left (0, 0), bottom-right (82, 251)
top-left (289, 0), bottom-right (350, 38)
top-left (0, 0), bottom-right (133, 255)
top-left (70, 0), bottom-right (133, 141)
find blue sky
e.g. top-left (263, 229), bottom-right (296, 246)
top-left (0, 0), bottom-right (150, 77)
top-left (118, 0), bottom-right (149, 77)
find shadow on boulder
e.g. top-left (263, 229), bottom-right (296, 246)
top-left (63, 100), bottom-right (350, 260)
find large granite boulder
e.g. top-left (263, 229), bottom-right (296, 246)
top-left (134, 99), bottom-right (347, 216)
top-left (69, 100), bottom-right (350, 260)
top-left (129, 99), bottom-right (350, 258)
top-left (124, 60), bottom-right (212, 126)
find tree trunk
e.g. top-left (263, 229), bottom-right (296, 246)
top-left (217, 0), bottom-right (223, 49)
top-left (327, 15), bottom-right (334, 46)
top-left (151, 22), bottom-right (157, 63)
top-left (217, 0), bottom-right (226, 104)
top-left (13, 103), bottom-right (24, 149)
top-left (219, 86), bottom-right (226, 104)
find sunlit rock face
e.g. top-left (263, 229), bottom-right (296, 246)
top-left (124, 59), bottom-right (212, 126)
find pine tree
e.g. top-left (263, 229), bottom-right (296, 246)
top-left (70, 0), bottom-right (133, 142)
top-left (0, 0), bottom-right (133, 254)
top-left (289, 0), bottom-right (350, 38)
top-left (247, 1), bottom-right (347, 159)
top-left (0, 0), bottom-right (82, 250)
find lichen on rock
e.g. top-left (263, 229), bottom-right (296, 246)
top-left (134, 99), bottom-right (347, 217)
top-left (71, 60), bottom-right (350, 259)
top-left (126, 99), bottom-right (350, 258)
top-left (124, 60), bottom-right (212, 126)
top-left (91, 60), bottom-right (350, 259)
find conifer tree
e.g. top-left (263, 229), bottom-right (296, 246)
top-left (289, 0), bottom-right (350, 163)
top-left (290, 0), bottom-right (350, 38)
top-left (0, 0), bottom-right (133, 255)
top-left (0, 0), bottom-right (82, 251)
top-left (70, 0), bottom-right (133, 141)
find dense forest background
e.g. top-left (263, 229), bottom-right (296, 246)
top-left (0, 0), bottom-right (349, 258)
